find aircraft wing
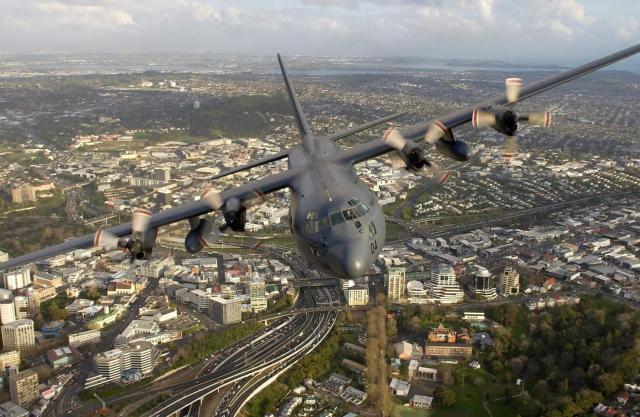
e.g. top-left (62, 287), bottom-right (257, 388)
top-left (336, 43), bottom-right (640, 165)
top-left (0, 167), bottom-right (300, 271)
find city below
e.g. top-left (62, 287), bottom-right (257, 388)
top-left (0, 51), bottom-right (638, 417)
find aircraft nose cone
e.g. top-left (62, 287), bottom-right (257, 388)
top-left (328, 243), bottom-right (369, 279)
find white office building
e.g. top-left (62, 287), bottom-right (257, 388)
top-left (68, 329), bottom-right (101, 348)
top-left (344, 286), bottom-right (369, 306)
top-left (87, 341), bottom-right (156, 388)
top-left (13, 296), bottom-right (29, 320)
top-left (425, 264), bottom-right (464, 304)
top-left (0, 290), bottom-right (16, 325)
top-left (2, 268), bottom-right (31, 291)
top-left (210, 297), bottom-right (242, 325)
top-left (249, 281), bottom-right (268, 313)
top-left (387, 267), bottom-right (406, 301)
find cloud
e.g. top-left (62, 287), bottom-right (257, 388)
top-left (35, 2), bottom-right (134, 27)
top-left (0, 0), bottom-right (635, 62)
top-left (616, 15), bottom-right (639, 41)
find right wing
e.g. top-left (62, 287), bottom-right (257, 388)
top-left (335, 42), bottom-right (640, 165)
top-left (0, 167), bottom-right (301, 271)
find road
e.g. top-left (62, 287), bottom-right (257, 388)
top-left (209, 286), bottom-right (339, 417)
top-left (142, 286), bottom-right (338, 417)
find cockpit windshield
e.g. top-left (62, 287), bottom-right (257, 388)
top-left (304, 198), bottom-right (371, 233)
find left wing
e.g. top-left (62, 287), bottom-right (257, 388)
top-left (0, 167), bottom-right (300, 271)
top-left (336, 42), bottom-right (640, 165)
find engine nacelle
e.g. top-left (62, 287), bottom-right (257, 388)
top-left (185, 218), bottom-right (213, 254)
top-left (435, 138), bottom-right (470, 162)
top-left (128, 228), bottom-right (158, 260)
top-left (485, 105), bottom-right (518, 136)
top-left (223, 198), bottom-right (246, 232)
top-left (398, 140), bottom-right (429, 171)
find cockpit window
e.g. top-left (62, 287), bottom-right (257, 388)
top-left (354, 202), bottom-right (369, 217)
top-left (318, 216), bottom-right (330, 230)
top-left (343, 208), bottom-right (356, 221)
top-left (305, 211), bottom-right (319, 233)
top-left (330, 211), bottom-right (345, 225)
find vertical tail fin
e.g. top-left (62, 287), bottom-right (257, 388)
top-left (277, 53), bottom-right (315, 154)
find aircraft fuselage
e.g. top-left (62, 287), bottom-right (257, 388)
top-left (287, 138), bottom-right (385, 279)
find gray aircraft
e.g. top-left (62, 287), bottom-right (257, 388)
top-left (1, 44), bottom-right (640, 278)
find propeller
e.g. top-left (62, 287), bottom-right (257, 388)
top-left (93, 230), bottom-right (121, 251)
top-left (472, 77), bottom-right (552, 154)
top-left (132, 208), bottom-right (152, 234)
top-left (201, 186), bottom-right (224, 211)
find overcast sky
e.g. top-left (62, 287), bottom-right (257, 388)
top-left (0, 0), bottom-right (639, 66)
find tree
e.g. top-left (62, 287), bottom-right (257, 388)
top-left (434, 385), bottom-right (456, 407)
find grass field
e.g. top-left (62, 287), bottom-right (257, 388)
top-left (392, 404), bottom-right (429, 417)
top-left (432, 368), bottom-right (524, 417)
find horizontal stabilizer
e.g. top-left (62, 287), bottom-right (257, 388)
top-left (324, 111), bottom-right (406, 142)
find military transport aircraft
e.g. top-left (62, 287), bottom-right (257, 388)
top-left (1, 44), bottom-right (639, 278)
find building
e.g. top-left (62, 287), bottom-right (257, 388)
top-left (0, 401), bottom-right (29, 417)
top-left (343, 286), bottom-right (369, 306)
top-left (470, 265), bottom-right (497, 300)
top-left (189, 289), bottom-right (212, 313)
top-left (1, 320), bottom-right (35, 352)
top-left (387, 267), bottom-right (406, 301)
top-left (410, 395), bottom-right (434, 409)
top-left (425, 324), bottom-right (472, 359)
top-left (13, 297), bottom-right (28, 320)
top-left (463, 312), bottom-right (486, 322)
top-left (46, 346), bottom-right (79, 369)
top-left (210, 297), bottom-right (242, 325)
top-left (0, 351), bottom-right (20, 371)
top-left (0, 252), bottom-right (7, 263)
top-left (406, 280), bottom-right (431, 304)
top-left (123, 342), bottom-right (156, 376)
top-left (498, 267), bottom-right (520, 295)
top-left (2, 269), bottom-right (31, 291)
top-left (249, 281), bottom-right (268, 313)
top-left (0, 290), bottom-right (16, 325)
top-left (389, 378), bottom-right (411, 396)
top-left (425, 264), bottom-right (464, 304)
top-left (68, 329), bottom-right (101, 348)
top-left (8, 370), bottom-right (38, 407)
top-left (87, 342), bottom-right (156, 389)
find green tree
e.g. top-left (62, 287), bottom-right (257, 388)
top-left (434, 385), bottom-right (456, 407)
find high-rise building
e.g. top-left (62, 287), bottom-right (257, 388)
top-left (470, 266), bottom-right (497, 300)
top-left (90, 349), bottom-right (124, 388)
top-left (9, 369), bottom-right (38, 407)
top-left (87, 342), bottom-right (157, 389)
top-left (210, 297), bottom-right (242, 325)
top-left (387, 268), bottom-right (406, 301)
top-left (0, 351), bottom-right (20, 370)
top-left (498, 267), bottom-right (520, 295)
top-left (344, 286), bottom-right (369, 306)
top-left (0, 290), bottom-right (16, 325)
top-left (2, 268), bottom-right (31, 291)
top-left (425, 264), bottom-right (464, 304)
top-left (1, 319), bottom-right (35, 352)
top-left (249, 282), bottom-right (268, 313)
top-left (123, 342), bottom-right (156, 376)
top-left (13, 296), bottom-right (29, 320)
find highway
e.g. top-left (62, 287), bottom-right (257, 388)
top-left (209, 286), bottom-right (339, 417)
top-left (135, 286), bottom-right (338, 417)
